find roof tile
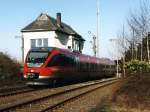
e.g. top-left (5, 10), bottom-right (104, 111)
top-left (21, 13), bottom-right (85, 41)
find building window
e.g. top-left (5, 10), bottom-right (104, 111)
top-left (30, 38), bottom-right (48, 48)
top-left (43, 38), bottom-right (48, 47)
top-left (31, 39), bottom-right (36, 48)
top-left (37, 39), bottom-right (42, 47)
top-left (74, 40), bottom-right (79, 51)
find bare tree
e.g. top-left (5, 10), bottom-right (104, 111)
top-left (127, 0), bottom-right (150, 62)
top-left (117, 26), bottom-right (130, 57)
top-left (117, 25), bottom-right (130, 77)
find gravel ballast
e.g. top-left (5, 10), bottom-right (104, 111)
top-left (51, 81), bottom-right (120, 112)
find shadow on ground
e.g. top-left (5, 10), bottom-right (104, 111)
top-left (89, 96), bottom-right (114, 112)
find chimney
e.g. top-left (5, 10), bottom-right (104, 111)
top-left (56, 13), bottom-right (61, 27)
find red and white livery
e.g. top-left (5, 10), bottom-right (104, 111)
top-left (24, 47), bottom-right (116, 85)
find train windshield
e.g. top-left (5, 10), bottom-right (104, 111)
top-left (26, 51), bottom-right (49, 67)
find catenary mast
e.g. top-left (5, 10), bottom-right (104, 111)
top-left (96, 0), bottom-right (100, 57)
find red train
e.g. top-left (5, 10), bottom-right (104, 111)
top-left (24, 47), bottom-right (116, 85)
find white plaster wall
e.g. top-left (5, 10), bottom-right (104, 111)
top-left (54, 32), bottom-right (70, 49)
top-left (22, 31), bottom-right (56, 61)
top-left (22, 31), bottom-right (83, 62)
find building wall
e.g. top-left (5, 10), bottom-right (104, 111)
top-left (22, 31), bottom-right (84, 62)
top-left (54, 32), bottom-right (71, 49)
top-left (68, 35), bottom-right (74, 49)
top-left (22, 31), bottom-right (74, 61)
top-left (23, 31), bottom-right (56, 61)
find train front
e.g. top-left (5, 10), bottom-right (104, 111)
top-left (23, 47), bottom-right (55, 85)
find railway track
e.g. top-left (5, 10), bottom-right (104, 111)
top-left (0, 86), bottom-right (38, 97)
top-left (0, 85), bottom-right (27, 93)
top-left (0, 77), bottom-right (119, 112)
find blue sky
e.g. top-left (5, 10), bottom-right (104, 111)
top-left (0, 0), bottom-right (141, 60)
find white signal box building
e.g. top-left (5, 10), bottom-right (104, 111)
top-left (21, 13), bottom-right (85, 61)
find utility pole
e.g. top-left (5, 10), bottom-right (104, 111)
top-left (109, 38), bottom-right (119, 77)
top-left (93, 35), bottom-right (97, 56)
top-left (88, 31), bottom-right (97, 56)
top-left (135, 43), bottom-right (138, 60)
top-left (123, 25), bottom-right (126, 77)
top-left (88, 0), bottom-right (100, 57)
top-left (96, 0), bottom-right (100, 57)
top-left (132, 29), bottom-right (135, 60)
top-left (141, 32), bottom-right (143, 61)
top-left (146, 32), bottom-right (150, 63)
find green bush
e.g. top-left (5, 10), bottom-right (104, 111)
top-left (0, 52), bottom-right (23, 80)
top-left (125, 60), bottom-right (150, 73)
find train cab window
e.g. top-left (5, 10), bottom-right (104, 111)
top-left (26, 51), bottom-right (49, 68)
top-left (27, 51), bottom-right (49, 63)
top-left (47, 54), bottom-right (75, 67)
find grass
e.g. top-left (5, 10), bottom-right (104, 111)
top-left (111, 73), bottom-right (150, 111)
top-left (91, 73), bottom-right (150, 112)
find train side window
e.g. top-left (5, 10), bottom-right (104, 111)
top-left (47, 54), bottom-right (75, 67)
top-left (47, 54), bottom-right (61, 66)
top-left (68, 56), bottom-right (75, 66)
top-left (80, 62), bottom-right (84, 71)
top-left (98, 64), bottom-right (101, 71)
top-left (89, 63), bottom-right (92, 71)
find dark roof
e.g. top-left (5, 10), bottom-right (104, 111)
top-left (21, 13), bottom-right (85, 41)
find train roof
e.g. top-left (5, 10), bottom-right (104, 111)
top-left (29, 47), bottom-right (56, 52)
top-left (29, 47), bottom-right (115, 65)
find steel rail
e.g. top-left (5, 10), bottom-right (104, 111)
top-left (0, 85), bottom-right (27, 93)
top-left (0, 87), bottom-right (36, 97)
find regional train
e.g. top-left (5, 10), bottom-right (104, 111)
top-left (23, 47), bottom-right (116, 85)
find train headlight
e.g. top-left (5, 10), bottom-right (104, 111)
top-left (31, 69), bottom-right (34, 72)
top-left (26, 73), bottom-right (39, 79)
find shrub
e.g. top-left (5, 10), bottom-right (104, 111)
top-left (125, 60), bottom-right (149, 73)
top-left (0, 52), bottom-right (23, 80)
